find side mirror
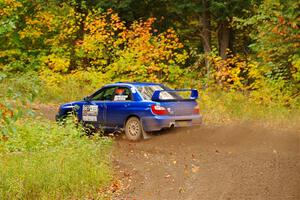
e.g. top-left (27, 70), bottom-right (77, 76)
top-left (190, 89), bottom-right (198, 99)
top-left (83, 96), bottom-right (91, 101)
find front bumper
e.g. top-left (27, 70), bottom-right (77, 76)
top-left (141, 114), bottom-right (202, 132)
top-left (55, 114), bottom-right (60, 121)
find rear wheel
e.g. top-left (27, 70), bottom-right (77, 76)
top-left (125, 117), bottom-right (143, 141)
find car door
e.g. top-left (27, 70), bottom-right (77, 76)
top-left (104, 86), bottom-right (133, 128)
top-left (81, 86), bottom-right (116, 128)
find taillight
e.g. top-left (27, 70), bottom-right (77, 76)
top-left (193, 105), bottom-right (200, 114)
top-left (151, 104), bottom-right (169, 115)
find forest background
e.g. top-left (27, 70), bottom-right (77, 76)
top-left (0, 0), bottom-right (299, 199)
top-left (1, 0), bottom-right (299, 123)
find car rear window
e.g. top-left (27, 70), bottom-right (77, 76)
top-left (136, 85), bottom-right (183, 100)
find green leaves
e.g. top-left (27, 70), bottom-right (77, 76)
top-left (245, 0), bottom-right (300, 93)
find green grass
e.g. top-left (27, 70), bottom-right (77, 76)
top-left (1, 72), bottom-right (300, 199)
top-left (200, 89), bottom-right (300, 129)
top-left (2, 72), bottom-right (299, 130)
top-left (0, 73), bottom-right (114, 199)
top-left (0, 71), bottom-right (108, 103)
top-left (0, 119), bottom-right (113, 200)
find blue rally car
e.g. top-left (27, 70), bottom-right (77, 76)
top-left (56, 82), bottom-right (202, 141)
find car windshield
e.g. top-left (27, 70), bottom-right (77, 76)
top-left (136, 85), bottom-right (183, 100)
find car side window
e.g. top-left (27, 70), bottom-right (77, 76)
top-left (113, 87), bottom-right (132, 101)
top-left (91, 87), bottom-right (117, 101)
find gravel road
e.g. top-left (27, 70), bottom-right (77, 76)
top-left (36, 104), bottom-right (300, 200)
top-left (112, 125), bottom-right (300, 200)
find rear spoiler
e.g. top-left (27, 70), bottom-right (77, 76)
top-left (151, 89), bottom-right (198, 102)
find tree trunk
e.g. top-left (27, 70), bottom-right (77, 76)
top-left (69, 1), bottom-right (87, 72)
top-left (201, 0), bottom-right (211, 54)
top-left (200, 0), bottom-right (211, 84)
top-left (218, 20), bottom-right (230, 59)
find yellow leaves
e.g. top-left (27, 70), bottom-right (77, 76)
top-left (41, 54), bottom-right (70, 73)
top-left (174, 51), bottom-right (188, 64)
top-left (24, 11), bottom-right (56, 29)
top-left (19, 29), bottom-right (42, 39)
top-left (85, 10), bottom-right (125, 36)
top-left (291, 55), bottom-right (300, 81)
top-left (0, 0), bottom-right (22, 17)
top-left (208, 53), bottom-right (262, 91)
top-left (75, 9), bottom-right (186, 83)
top-left (31, 8), bottom-right (186, 85)
top-left (0, 49), bottom-right (19, 58)
top-left (39, 68), bottom-right (110, 98)
top-left (18, 8), bottom-right (67, 43)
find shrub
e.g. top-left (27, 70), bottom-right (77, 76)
top-left (38, 68), bottom-right (111, 103)
top-left (200, 88), bottom-right (300, 129)
top-left (0, 118), bottom-right (112, 200)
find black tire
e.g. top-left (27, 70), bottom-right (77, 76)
top-left (125, 117), bottom-right (144, 141)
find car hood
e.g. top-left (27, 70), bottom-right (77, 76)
top-left (60, 101), bottom-right (84, 109)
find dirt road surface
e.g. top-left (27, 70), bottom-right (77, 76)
top-left (36, 105), bottom-right (300, 199)
top-left (112, 125), bottom-right (300, 200)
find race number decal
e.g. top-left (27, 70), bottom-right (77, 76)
top-left (82, 105), bottom-right (98, 122)
top-left (114, 95), bottom-right (128, 101)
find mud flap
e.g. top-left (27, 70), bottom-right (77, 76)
top-left (142, 130), bottom-right (151, 140)
top-left (140, 117), bottom-right (152, 139)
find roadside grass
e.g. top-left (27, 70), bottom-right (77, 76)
top-left (1, 73), bottom-right (299, 130)
top-left (0, 118), bottom-right (113, 200)
top-left (1, 73), bottom-right (299, 198)
top-left (200, 89), bottom-right (300, 130)
top-left (0, 71), bottom-right (108, 104)
top-left (38, 76), bottom-right (98, 103)
top-left (38, 69), bottom-right (110, 103)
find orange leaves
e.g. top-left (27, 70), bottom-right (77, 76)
top-left (278, 16), bottom-right (285, 24)
top-left (81, 10), bottom-right (126, 59)
top-left (41, 54), bottom-right (70, 73)
top-left (10, 4), bottom-right (186, 83)
top-left (116, 23), bottom-right (185, 82)
top-left (76, 9), bottom-right (186, 83)
top-left (276, 20), bottom-right (298, 38)
top-left (0, 103), bottom-right (14, 120)
top-left (26, 7), bottom-right (186, 84)
top-left (85, 10), bottom-right (125, 36)
top-left (208, 53), bottom-right (260, 90)
top-left (0, 0), bottom-right (22, 17)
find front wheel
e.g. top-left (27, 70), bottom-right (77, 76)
top-left (125, 117), bottom-right (144, 141)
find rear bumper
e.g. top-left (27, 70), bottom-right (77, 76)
top-left (141, 114), bottom-right (202, 132)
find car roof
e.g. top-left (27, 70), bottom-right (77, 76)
top-left (114, 82), bottom-right (163, 87)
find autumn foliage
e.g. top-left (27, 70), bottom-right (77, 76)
top-left (79, 10), bottom-right (187, 83)
top-left (0, 0), bottom-right (299, 105)
top-left (0, 2), bottom-right (187, 85)
top-left (0, 103), bottom-right (13, 126)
